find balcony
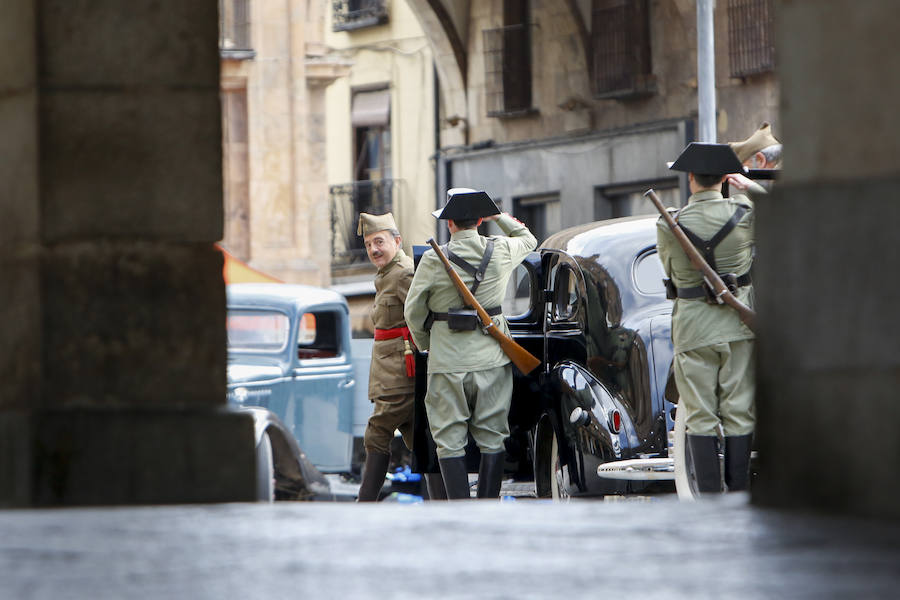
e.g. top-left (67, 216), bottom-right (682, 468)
top-left (332, 0), bottom-right (389, 32)
top-left (330, 180), bottom-right (395, 268)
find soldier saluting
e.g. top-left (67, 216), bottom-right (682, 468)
top-left (404, 189), bottom-right (537, 499)
top-left (656, 143), bottom-right (756, 494)
top-left (356, 212), bottom-right (425, 502)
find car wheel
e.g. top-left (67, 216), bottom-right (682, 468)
top-left (672, 404), bottom-right (698, 501)
top-left (549, 429), bottom-right (572, 502)
top-left (255, 431), bottom-right (275, 502)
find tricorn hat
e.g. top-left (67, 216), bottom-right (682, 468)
top-left (729, 122), bottom-right (781, 163)
top-left (357, 211), bottom-right (398, 237)
top-left (668, 142), bottom-right (744, 176)
top-left (432, 188), bottom-right (501, 220)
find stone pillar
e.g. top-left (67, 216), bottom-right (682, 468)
top-left (753, 1), bottom-right (900, 518)
top-left (0, 1), bottom-right (255, 506)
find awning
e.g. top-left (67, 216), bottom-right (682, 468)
top-left (351, 89), bottom-right (390, 127)
top-left (217, 244), bottom-right (282, 284)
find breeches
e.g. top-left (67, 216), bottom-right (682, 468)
top-left (364, 393), bottom-right (415, 455)
top-left (674, 339), bottom-right (755, 437)
top-left (424, 364), bottom-right (513, 459)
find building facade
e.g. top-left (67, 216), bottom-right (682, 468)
top-left (219, 0), bottom-right (350, 286)
top-left (407, 0), bottom-right (778, 244)
top-left (325, 1), bottom-right (437, 333)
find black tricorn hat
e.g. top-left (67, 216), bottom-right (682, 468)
top-left (668, 142), bottom-right (745, 176)
top-left (432, 188), bottom-right (501, 220)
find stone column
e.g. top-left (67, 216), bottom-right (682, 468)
top-left (753, 0), bottom-right (900, 518)
top-left (0, 1), bottom-right (255, 506)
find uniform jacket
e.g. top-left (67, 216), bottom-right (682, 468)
top-left (656, 190), bottom-right (756, 354)
top-left (405, 214), bottom-right (537, 374)
top-left (369, 248), bottom-right (415, 398)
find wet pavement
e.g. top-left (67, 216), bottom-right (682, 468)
top-left (2, 494), bottom-right (899, 599)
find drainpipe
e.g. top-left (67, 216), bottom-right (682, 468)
top-left (697, 0), bottom-right (716, 142)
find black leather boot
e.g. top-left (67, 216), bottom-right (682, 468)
top-left (686, 434), bottom-right (722, 494)
top-left (724, 434), bottom-right (753, 491)
top-left (438, 456), bottom-right (471, 500)
top-left (357, 451), bottom-right (390, 502)
top-left (424, 472), bottom-right (447, 500)
top-left (476, 451), bottom-right (506, 499)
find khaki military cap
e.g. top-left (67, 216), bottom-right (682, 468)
top-left (357, 212), bottom-right (398, 236)
top-left (730, 122), bottom-right (781, 163)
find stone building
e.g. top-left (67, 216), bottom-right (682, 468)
top-left (219, 0), bottom-right (350, 286)
top-left (324, 1), bottom-right (437, 334)
top-left (407, 0), bottom-right (779, 243)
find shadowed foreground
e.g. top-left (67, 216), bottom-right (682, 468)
top-left (2, 495), bottom-right (898, 599)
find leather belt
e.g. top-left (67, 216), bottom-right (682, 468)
top-left (675, 273), bottom-right (752, 300)
top-left (430, 306), bottom-right (502, 321)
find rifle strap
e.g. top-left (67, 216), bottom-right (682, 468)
top-left (678, 205), bottom-right (748, 273)
top-left (425, 240), bottom-right (495, 331)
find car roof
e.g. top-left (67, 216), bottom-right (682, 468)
top-left (541, 215), bottom-right (658, 257)
top-left (226, 283), bottom-right (347, 312)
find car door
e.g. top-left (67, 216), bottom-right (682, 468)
top-left (286, 304), bottom-right (355, 473)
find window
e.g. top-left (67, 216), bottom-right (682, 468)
top-left (591, 0), bottom-right (654, 98)
top-left (728, 0), bottom-right (775, 78)
top-left (633, 250), bottom-right (667, 296)
top-left (502, 264), bottom-right (533, 318)
top-left (352, 88), bottom-right (391, 182)
top-left (332, 0), bottom-right (388, 32)
top-left (219, 0), bottom-right (252, 55)
top-left (483, 0), bottom-right (534, 117)
top-left (227, 310), bottom-right (290, 352)
top-left (595, 180), bottom-right (678, 220)
top-left (553, 265), bottom-right (579, 321)
top-left (514, 193), bottom-right (561, 245)
top-left (297, 311), bottom-right (341, 360)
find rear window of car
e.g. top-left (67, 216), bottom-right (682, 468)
top-left (633, 250), bottom-right (667, 296)
top-left (227, 310), bottom-right (290, 352)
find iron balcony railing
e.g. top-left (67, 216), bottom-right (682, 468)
top-left (332, 0), bottom-right (389, 32)
top-left (330, 179), bottom-right (395, 267)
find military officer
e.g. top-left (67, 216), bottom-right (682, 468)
top-left (657, 143), bottom-right (756, 494)
top-left (727, 122), bottom-right (782, 193)
top-left (356, 212), bottom-right (426, 502)
top-left (404, 188), bottom-right (537, 500)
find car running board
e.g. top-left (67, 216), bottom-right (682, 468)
top-left (596, 458), bottom-right (675, 481)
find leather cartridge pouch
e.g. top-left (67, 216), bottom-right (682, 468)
top-left (446, 307), bottom-right (479, 331)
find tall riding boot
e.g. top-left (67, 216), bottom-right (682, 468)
top-left (438, 456), bottom-right (471, 500)
top-left (357, 451), bottom-right (391, 502)
top-left (424, 472), bottom-right (447, 500)
top-left (686, 434), bottom-right (722, 494)
top-left (724, 434), bottom-right (753, 491)
top-left (476, 451), bottom-right (506, 499)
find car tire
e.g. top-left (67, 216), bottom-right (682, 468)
top-left (548, 429), bottom-right (572, 502)
top-left (255, 431), bottom-right (275, 502)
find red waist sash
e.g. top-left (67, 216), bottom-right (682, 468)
top-left (373, 326), bottom-right (415, 377)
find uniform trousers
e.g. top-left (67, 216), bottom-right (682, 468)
top-left (674, 339), bottom-right (755, 437)
top-left (363, 393), bottom-right (415, 455)
top-left (424, 364), bottom-right (512, 459)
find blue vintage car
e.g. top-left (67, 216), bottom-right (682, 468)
top-left (413, 216), bottom-right (686, 498)
top-left (226, 283), bottom-right (369, 500)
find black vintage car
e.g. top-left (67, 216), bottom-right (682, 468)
top-left (413, 215), bottom-right (680, 499)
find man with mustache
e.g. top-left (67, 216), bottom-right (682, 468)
top-left (357, 212), bottom-right (445, 501)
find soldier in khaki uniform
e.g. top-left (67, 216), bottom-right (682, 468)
top-left (356, 212), bottom-right (422, 502)
top-left (405, 189), bottom-right (536, 499)
top-left (656, 143), bottom-right (755, 494)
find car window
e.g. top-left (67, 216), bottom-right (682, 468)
top-left (227, 310), bottom-right (290, 352)
top-left (297, 310), bottom-right (340, 360)
top-left (633, 250), bottom-right (667, 296)
top-left (553, 265), bottom-right (579, 320)
top-left (502, 264), bottom-right (532, 317)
